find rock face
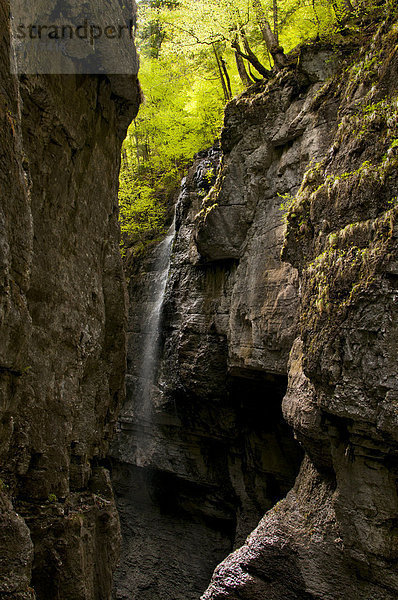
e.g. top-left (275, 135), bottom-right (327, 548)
top-left (111, 144), bottom-right (303, 598)
top-left (113, 12), bottom-right (398, 600)
top-left (202, 16), bottom-right (398, 600)
top-left (110, 56), bottom-right (331, 600)
top-left (0, 2), bottom-right (140, 598)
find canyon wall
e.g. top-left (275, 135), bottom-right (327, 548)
top-left (202, 16), bottom-right (398, 600)
top-left (112, 12), bottom-right (398, 600)
top-left (0, 2), bottom-right (140, 598)
top-left (111, 145), bottom-right (304, 599)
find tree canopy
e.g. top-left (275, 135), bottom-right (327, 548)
top-left (118, 0), bottom-right (386, 258)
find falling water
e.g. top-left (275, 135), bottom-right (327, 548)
top-left (133, 217), bottom-right (176, 463)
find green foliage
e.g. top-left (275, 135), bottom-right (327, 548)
top-left (278, 192), bottom-right (296, 226)
top-left (119, 0), bottom-right (340, 255)
top-left (119, 177), bottom-right (167, 241)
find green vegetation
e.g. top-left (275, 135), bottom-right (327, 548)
top-left (304, 205), bottom-right (397, 322)
top-left (280, 4), bottom-right (398, 375)
top-left (119, 0), bottom-right (391, 256)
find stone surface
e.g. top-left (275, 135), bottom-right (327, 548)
top-left (203, 15), bottom-right (398, 600)
top-left (0, 1), bottom-right (140, 597)
top-left (10, 0), bottom-right (139, 78)
top-left (110, 67), bottom-right (318, 598)
top-left (110, 144), bottom-right (303, 598)
top-left (111, 36), bottom-right (341, 600)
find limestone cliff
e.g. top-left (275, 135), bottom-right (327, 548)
top-left (112, 10), bottom-right (398, 600)
top-left (0, 1), bottom-right (140, 598)
top-left (202, 15), bottom-right (398, 600)
top-left (111, 40), bottom-right (335, 600)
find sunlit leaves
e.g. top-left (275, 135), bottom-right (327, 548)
top-left (120, 0), bottom-right (337, 254)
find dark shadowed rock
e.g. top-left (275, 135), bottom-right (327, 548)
top-left (0, 1), bottom-right (140, 597)
top-left (114, 14), bottom-right (398, 600)
top-left (110, 142), bottom-right (303, 598)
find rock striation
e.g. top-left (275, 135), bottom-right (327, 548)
top-left (109, 52), bottom-right (333, 600)
top-left (0, 1), bottom-right (140, 598)
top-left (111, 142), bottom-right (303, 598)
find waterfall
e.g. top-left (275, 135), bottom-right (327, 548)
top-left (132, 217), bottom-right (176, 465)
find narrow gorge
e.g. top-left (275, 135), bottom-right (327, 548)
top-left (1, 1), bottom-right (398, 600)
top-left (112, 13), bottom-right (398, 600)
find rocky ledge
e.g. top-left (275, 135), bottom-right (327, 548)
top-left (203, 15), bottom-right (398, 600)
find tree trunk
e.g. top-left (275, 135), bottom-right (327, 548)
top-left (248, 64), bottom-right (262, 82)
top-left (232, 28), bottom-right (270, 78)
top-left (220, 57), bottom-right (232, 99)
top-left (234, 44), bottom-right (253, 87)
top-left (251, 0), bottom-right (286, 69)
top-left (273, 0), bottom-right (279, 43)
top-left (213, 44), bottom-right (231, 103)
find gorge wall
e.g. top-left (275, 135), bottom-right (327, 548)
top-left (202, 16), bottom-right (398, 600)
top-left (0, 1), bottom-right (140, 598)
top-left (112, 12), bottom-right (398, 600)
top-left (111, 142), bottom-right (303, 599)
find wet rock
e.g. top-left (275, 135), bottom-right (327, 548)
top-left (113, 18), bottom-right (398, 600)
top-left (111, 110), bottom-right (304, 596)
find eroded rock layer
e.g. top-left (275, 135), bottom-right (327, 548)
top-left (0, 2), bottom-right (140, 598)
top-left (111, 146), bottom-right (303, 599)
top-left (110, 47), bottom-right (338, 600)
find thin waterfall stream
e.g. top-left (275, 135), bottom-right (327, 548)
top-left (110, 149), bottom-right (306, 600)
top-left (133, 216), bottom-right (176, 465)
